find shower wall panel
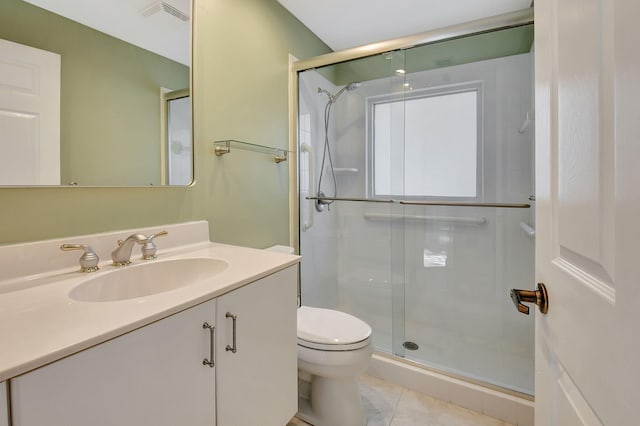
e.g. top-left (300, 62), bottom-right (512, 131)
top-left (298, 71), bottom-right (340, 308)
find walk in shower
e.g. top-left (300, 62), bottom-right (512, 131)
top-left (295, 14), bottom-right (535, 395)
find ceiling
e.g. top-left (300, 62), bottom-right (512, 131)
top-left (21, 0), bottom-right (532, 66)
top-left (23, 0), bottom-right (190, 65)
top-left (277, 0), bottom-right (532, 51)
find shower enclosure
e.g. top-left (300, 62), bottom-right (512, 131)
top-left (294, 14), bottom-right (535, 395)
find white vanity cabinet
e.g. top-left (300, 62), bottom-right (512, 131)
top-left (8, 265), bottom-right (298, 426)
top-left (10, 299), bottom-right (217, 426)
top-left (215, 266), bottom-right (298, 426)
top-left (0, 382), bottom-right (8, 426)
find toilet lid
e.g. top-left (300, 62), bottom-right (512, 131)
top-left (297, 306), bottom-right (372, 349)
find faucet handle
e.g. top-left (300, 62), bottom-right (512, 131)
top-left (60, 244), bottom-right (100, 273)
top-left (141, 230), bottom-right (168, 260)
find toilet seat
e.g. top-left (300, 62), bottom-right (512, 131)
top-left (297, 306), bottom-right (372, 351)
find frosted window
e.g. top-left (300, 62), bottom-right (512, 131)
top-left (373, 90), bottom-right (478, 198)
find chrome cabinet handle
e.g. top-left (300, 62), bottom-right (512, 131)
top-left (202, 322), bottom-right (215, 368)
top-left (510, 283), bottom-right (549, 315)
top-left (225, 312), bottom-right (238, 353)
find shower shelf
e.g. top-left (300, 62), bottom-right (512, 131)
top-left (213, 140), bottom-right (289, 163)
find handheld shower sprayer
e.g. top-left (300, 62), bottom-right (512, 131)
top-left (314, 81), bottom-right (362, 212)
top-left (332, 81), bottom-right (361, 101)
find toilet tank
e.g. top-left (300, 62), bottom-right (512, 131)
top-left (265, 245), bottom-right (295, 255)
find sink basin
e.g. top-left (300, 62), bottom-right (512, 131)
top-left (69, 258), bottom-right (228, 302)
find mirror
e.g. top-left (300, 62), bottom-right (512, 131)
top-left (0, 0), bottom-right (192, 186)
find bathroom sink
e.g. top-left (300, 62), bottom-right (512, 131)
top-left (69, 258), bottom-right (228, 302)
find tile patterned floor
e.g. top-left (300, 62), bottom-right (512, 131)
top-left (287, 375), bottom-right (514, 426)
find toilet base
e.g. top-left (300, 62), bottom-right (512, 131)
top-left (296, 375), bottom-right (366, 426)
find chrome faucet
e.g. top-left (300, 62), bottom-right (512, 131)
top-left (60, 244), bottom-right (100, 272)
top-left (111, 231), bottom-right (169, 266)
top-left (140, 230), bottom-right (168, 260)
top-left (111, 234), bottom-right (147, 266)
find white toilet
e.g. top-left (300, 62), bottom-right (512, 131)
top-left (264, 246), bottom-right (373, 425)
top-left (296, 306), bottom-right (373, 426)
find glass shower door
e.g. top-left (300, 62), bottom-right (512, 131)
top-left (296, 22), bottom-right (535, 396)
top-left (372, 51), bottom-right (409, 359)
top-left (297, 50), bottom-right (409, 356)
top-left (396, 32), bottom-right (535, 394)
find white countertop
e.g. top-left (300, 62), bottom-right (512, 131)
top-left (0, 222), bottom-right (299, 382)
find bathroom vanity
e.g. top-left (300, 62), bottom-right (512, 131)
top-left (0, 221), bottom-right (299, 426)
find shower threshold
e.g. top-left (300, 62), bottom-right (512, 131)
top-left (366, 352), bottom-right (534, 424)
top-left (372, 351), bottom-right (533, 401)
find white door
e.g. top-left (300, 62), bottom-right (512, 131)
top-left (164, 90), bottom-right (192, 185)
top-left (534, 0), bottom-right (639, 424)
top-left (0, 39), bottom-right (60, 185)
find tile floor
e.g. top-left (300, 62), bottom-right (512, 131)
top-left (287, 374), bottom-right (514, 426)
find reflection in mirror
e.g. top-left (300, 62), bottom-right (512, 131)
top-left (0, 0), bottom-right (192, 186)
top-left (164, 89), bottom-right (192, 185)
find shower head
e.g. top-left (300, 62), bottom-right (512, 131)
top-left (332, 81), bottom-right (361, 101)
top-left (345, 81), bottom-right (362, 91)
top-left (317, 81), bottom-right (361, 103)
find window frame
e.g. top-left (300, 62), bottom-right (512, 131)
top-left (365, 81), bottom-right (484, 201)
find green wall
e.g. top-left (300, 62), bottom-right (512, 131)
top-left (0, 0), bottom-right (190, 186)
top-left (320, 24), bottom-right (534, 86)
top-left (0, 0), bottom-right (331, 246)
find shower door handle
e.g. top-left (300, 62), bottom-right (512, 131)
top-left (510, 283), bottom-right (548, 315)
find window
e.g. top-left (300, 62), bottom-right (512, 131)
top-left (369, 83), bottom-right (482, 199)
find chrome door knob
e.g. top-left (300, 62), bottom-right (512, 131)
top-left (510, 283), bottom-right (549, 315)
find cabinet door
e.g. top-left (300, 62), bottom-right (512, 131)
top-left (11, 300), bottom-right (216, 426)
top-left (0, 382), bottom-right (8, 426)
top-left (216, 266), bottom-right (298, 426)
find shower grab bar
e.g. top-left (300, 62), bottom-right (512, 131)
top-left (306, 196), bottom-right (530, 209)
top-left (301, 143), bottom-right (314, 231)
top-left (364, 212), bottom-right (488, 225)
top-left (520, 221), bottom-right (536, 238)
top-left (400, 200), bottom-right (530, 208)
